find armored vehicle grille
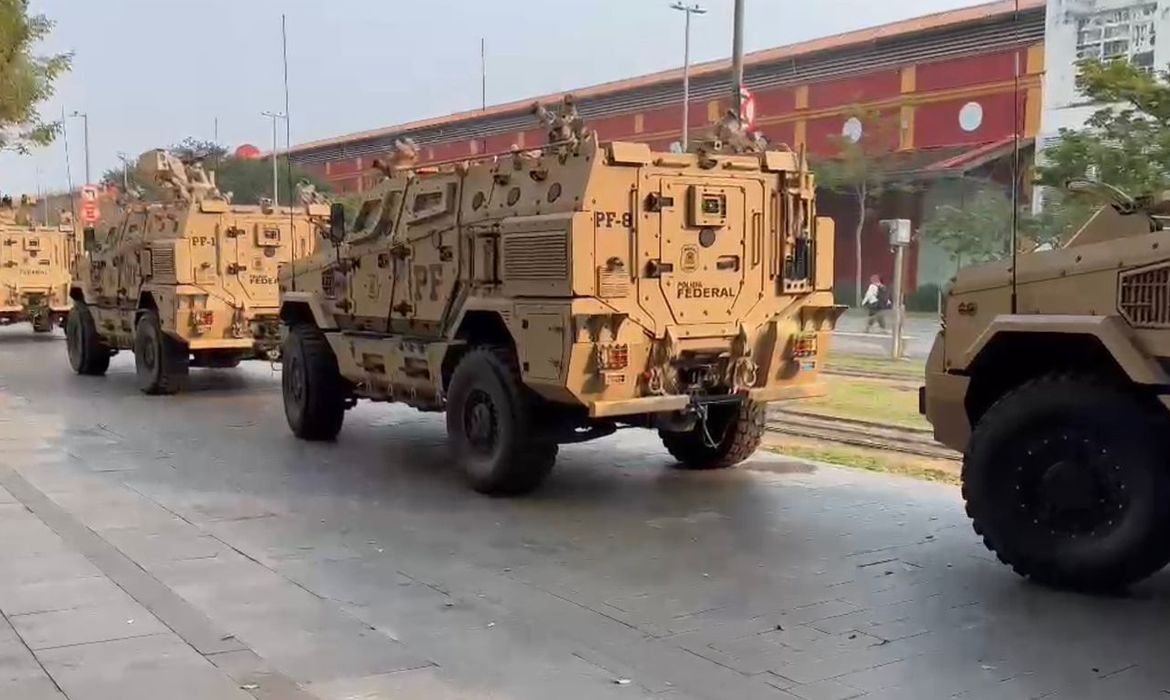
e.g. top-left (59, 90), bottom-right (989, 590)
top-left (1119, 264), bottom-right (1170, 328)
top-left (152, 247), bottom-right (176, 280)
top-left (502, 232), bottom-right (568, 281)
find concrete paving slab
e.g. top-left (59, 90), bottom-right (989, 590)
top-left (8, 599), bottom-right (169, 650)
top-left (0, 575), bottom-right (131, 617)
top-left (36, 633), bottom-right (254, 700)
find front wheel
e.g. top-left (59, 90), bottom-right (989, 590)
top-left (964, 375), bottom-right (1170, 591)
top-left (65, 302), bottom-right (110, 376)
top-left (660, 400), bottom-right (765, 470)
top-left (282, 323), bottom-right (346, 441)
top-left (446, 347), bottom-right (557, 495)
top-left (134, 310), bottom-right (189, 395)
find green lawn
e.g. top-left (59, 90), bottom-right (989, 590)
top-left (797, 375), bottom-right (929, 430)
top-left (762, 437), bottom-right (959, 485)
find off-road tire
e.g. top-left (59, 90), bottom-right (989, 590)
top-left (446, 347), bottom-right (558, 495)
top-left (964, 374), bottom-right (1170, 591)
top-left (660, 400), bottom-right (765, 470)
top-left (65, 302), bottom-right (110, 376)
top-left (282, 323), bottom-right (346, 441)
top-left (31, 313), bottom-right (53, 333)
top-left (134, 310), bottom-right (189, 395)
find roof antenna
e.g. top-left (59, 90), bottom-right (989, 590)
top-left (1009, 0), bottom-right (1021, 314)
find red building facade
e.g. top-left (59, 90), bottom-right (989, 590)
top-left (288, 0), bottom-right (1046, 296)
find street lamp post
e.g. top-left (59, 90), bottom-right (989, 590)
top-left (261, 111), bottom-right (287, 207)
top-left (731, 0), bottom-right (746, 123)
top-left (670, 2), bottom-right (706, 151)
top-left (116, 153), bottom-right (132, 191)
top-left (68, 111), bottom-right (91, 185)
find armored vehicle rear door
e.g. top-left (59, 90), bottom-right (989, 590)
top-left (224, 215), bottom-right (287, 308)
top-left (643, 176), bottom-right (766, 326)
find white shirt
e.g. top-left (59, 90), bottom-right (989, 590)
top-left (862, 283), bottom-right (880, 306)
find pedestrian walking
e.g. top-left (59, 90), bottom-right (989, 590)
top-left (862, 274), bottom-right (891, 332)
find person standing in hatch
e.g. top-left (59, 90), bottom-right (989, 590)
top-left (862, 274), bottom-right (890, 333)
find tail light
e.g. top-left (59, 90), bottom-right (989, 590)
top-left (793, 333), bottom-right (817, 358)
top-left (191, 310), bottom-right (214, 333)
top-left (595, 343), bottom-right (629, 371)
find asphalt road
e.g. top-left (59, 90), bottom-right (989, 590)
top-left (1, 327), bottom-right (1169, 699)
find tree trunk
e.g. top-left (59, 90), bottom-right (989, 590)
top-left (853, 183), bottom-right (866, 307)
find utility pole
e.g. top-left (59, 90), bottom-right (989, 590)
top-left (261, 111), bottom-right (287, 206)
top-left (881, 219), bottom-right (912, 359)
top-left (68, 111), bottom-right (90, 184)
top-left (670, 2), bottom-right (706, 151)
top-left (731, 0), bottom-right (746, 123)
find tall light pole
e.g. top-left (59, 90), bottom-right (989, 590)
top-left (261, 111), bottom-right (287, 206)
top-left (116, 153), bottom-right (132, 191)
top-left (670, 2), bottom-right (706, 151)
top-left (68, 111), bottom-right (90, 185)
top-left (731, 0), bottom-right (746, 123)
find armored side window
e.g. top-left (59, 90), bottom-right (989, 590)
top-left (372, 189), bottom-right (404, 239)
top-left (350, 198), bottom-right (383, 243)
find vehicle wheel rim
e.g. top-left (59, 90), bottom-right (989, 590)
top-left (463, 389), bottom-right (499, 456)
top-left (1013, 428), bottom-right (1128, 538)
top-left (287, 354), bottom-right (305, 405)
top-left (66, 315), bottom-right (81, 365)
top-left (141, 332), bottom-right (157, 372)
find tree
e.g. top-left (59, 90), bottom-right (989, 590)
top-left (816, 106), bottom-right (907, 305)
top-left (1037, 58), bottom-right (1170, 195)
top-left (919, 187), bottom-right (1092, 270)
top-left (0, 0), bottom-right (71, 153)
top-left (102, 139), bottom-right (330, 205)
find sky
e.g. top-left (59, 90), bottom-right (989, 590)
top-left (1, 0), bottom-right (993, 194)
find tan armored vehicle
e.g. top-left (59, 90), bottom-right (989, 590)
top-left (279, 102), bottom-right (841, 495)
top-left (66, 149), bottom-right (327, 394)
top-left (924, 182), bottom-right (1170, 590)
top-left (0, 195), bottom-right (73, 333)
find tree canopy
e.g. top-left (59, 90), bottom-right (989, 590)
top-left (815, 106), bottom-right (907, 304)
top-left (1037, 58), bottom-right (1170, 195)
top-left (102, 139), bottom-right (330, 205)
top-left (0, 0), bottom-right (71, 153)
top-left (919, 188), bottom-right (1092, 270)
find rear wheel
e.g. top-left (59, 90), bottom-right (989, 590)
top-left (446, 347), bottom-right (557, 495)
top-left (134, 310), bottom-right (189, 395)
top-left (282, 323), bottom-right (346, 441)
top-left (660, 400), bottom-right (765, 470)
top-left (31, 313), bottom-right (53, 333)
top-left (964, 375), bottom-right (1170, 591)
top-left (65, 302), bottom-right (110, 376)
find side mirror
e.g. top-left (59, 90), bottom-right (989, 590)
top-left (328, 202), bottom-right (346, 244)
top-left (83, 227), bottom-right (97, 253)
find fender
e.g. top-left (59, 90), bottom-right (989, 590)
top-left (960, 314), bottom-right (1169, 386)
top-left (279, 291), bottom-right (339, 330)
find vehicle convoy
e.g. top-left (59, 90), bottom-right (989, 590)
top-left (279, 99), bottom-right (842, 495)
top-left (0, 195), bottom-right (73, 333)
top-left (923, 182), bottom-right (1170, 590)
top-left (66, 149), bottom-right (328, 394)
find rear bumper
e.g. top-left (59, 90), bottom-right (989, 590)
top-left (587, 382), bottom-right (826, 418)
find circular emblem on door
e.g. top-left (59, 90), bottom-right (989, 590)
top-left (681, 245), bottom-right (700, 273)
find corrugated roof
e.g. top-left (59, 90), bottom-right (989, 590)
top-left (288, 0), bottom-right (1044, 156)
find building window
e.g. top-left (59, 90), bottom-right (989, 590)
top-left (1075, 3), bottom-right (1157, 68)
